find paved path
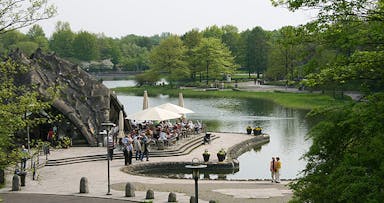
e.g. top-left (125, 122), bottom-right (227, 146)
top-left (1, 133), bottom-right (292, 203)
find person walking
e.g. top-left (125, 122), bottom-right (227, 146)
top-left (133, 135), bottom-right (142, 160)
top-left (140, 135), bottom-right (150, 161)
top-left (122, 135), bottom-right (129, 165)
top-left (270, 157), bottom-right (276, 182)
top-left (275, 157), bottom-right (282, 183)
top-left (20, 145), bottom-right (28, 170)
top-left (107, 135), bottom-right (115, 160)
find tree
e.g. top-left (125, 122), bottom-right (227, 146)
top-left (27, 24), bottom-right (49, 51)
top-left (181, 29), bottom-right (203, 81)
top-left (49, 22), bottom-right (75, 58)
top-left (193, 38), bottom-right (237, 84)
top-left (148, 35), bottom-right (189, 86)
top-left (290, 93), bottom-right (384, 202)
top-left (0, 0), bottom-right (56, 34)
top-left (271, 0), bottom-right (384, 201)
top-left (239, 27), bottom-right (269, 78)
top-left (202, 25), bottom-right (223, 39)
top-left (0, 59), bottom-right (55, 171)
top-left (72, 31), bottom-right (99, 61)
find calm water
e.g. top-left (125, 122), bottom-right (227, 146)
top-left (104, 80), bottom-right (311, 180)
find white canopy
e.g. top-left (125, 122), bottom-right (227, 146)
top-left (156, 103), bottom-right (194, 114)
top-left (126, 106), bottom-right (182, 121)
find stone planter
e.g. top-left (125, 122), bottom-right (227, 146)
top-left (246, 129), bottom-right (252, 134)
top-left (203, 154), bottom-right (210, 162)
top-left (217, 153), bottom-right (226, 162)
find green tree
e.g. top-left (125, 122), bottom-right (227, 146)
top-left (290, 93), bottom-right (384, 202)
top-left (72, 31), bottom-right (99, 61)
top-left (202, 25), bottom-right (223, 39)
top-left (181, 29), bottom-right (203, 81)
top-left (0, 60), bottom-right (55, 171)
top-left (49, 22), bottom-right (75, 58)
top-left (271, 0), bottom-right (384, 201)
top-left (239, 27), bottom-right (269, 78)
top-left (193, 38), bottom-right (237, 84)
top-left (97, 36), bottom-right (121, 66)
top-left (27, 24), bottom-right (49, 51)
top-left (0, 0), bottom-right (56, 34)
top-left (148, 35), bottom-right (189, 86)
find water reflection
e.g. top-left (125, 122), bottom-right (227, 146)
top-left (104, 81), bottom-right (311, 179)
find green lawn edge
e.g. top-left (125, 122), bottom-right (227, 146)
top-left (113, 86), bottom-right (348, 110)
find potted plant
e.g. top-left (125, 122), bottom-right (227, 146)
top-left (217, 148), bottom-right (226, 162)
top-left (253, 126), bottom-right (262, 135)
top-left (202, 149), bottom-right (210, 162)
top-left (246, 126), bottom-right (252, 134)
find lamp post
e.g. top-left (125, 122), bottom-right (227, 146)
top-left (185, 158), bottom-right (207, 203)
top-left (101, 121), bottom-right (115, 195)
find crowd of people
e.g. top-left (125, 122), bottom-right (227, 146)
top-left (107, 119), bottom-right (204, 165)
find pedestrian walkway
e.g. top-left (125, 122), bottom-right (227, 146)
top-left (1, 132), bottom-right (292, 203)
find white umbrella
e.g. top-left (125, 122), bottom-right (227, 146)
top-left (118, 110), bottom-right (124, 138)
top-left (178, 92), bottom-right (184, 107)
top-left (143, 90), bottom-right (149, 110)
top-left (126, 106), bottom-right (182, 121)
top-left (156, 103), bottom-right (194, 114)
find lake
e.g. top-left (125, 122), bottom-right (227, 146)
top-left (104, 80), bottom-right (311, 180)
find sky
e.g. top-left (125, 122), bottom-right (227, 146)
top-left (31, 0), bottom-right (316, 38)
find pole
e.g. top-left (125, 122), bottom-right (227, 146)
top-left (107, 128), bottom-right (111, 195)
top-left (27, 125), bottom-right (32, 169)
top-left (194, 176), bottom-right (198, 203)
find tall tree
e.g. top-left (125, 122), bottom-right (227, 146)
top-left (148, 35), bottom-right (189, 86)
top-left (239, 27), bottom-right (269, 78)
top-left (182, 29), bottom-right (203, 81)
top-left (271, 0), bottom-right (384, 201)
top-left (0, 0), bottom-right (56, 34)
top-left (27, 24), bottom-right (49, 51)
top-left (0, 60), bottom-right (55, 172)
top-left (193, 38), bottom-right (237, 84)
top-left (49, 22), bottom-right (75, 58)
top-left (72, 31), bottom-right (99, 61)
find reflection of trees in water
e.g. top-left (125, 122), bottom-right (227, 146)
top-left (270, 106), bottom-right (310, 151)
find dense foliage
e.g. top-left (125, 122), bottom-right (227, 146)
top-left (271, 0), bottom-right (384, 201)
top-left (0, 60), bottom-right (56, 170)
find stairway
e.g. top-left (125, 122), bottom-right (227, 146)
top-left (45, 134), bottom-right (219, 166)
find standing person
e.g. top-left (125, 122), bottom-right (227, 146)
top-left (133, 135), bottom-right (142, 160)
top-left (107, 135), bottom-right (115, 160)
top-left (140, 135), bottom-right (150, 161)
top-left (275, 157), bottom-right (282, 183)
top-left (122, 135), bottom-right (129, 165)
top-left (270, 157), bottom-right (276, 182)
top-left (47, 129), bottom-right (54, 145)
top-left (20, 145), bottom-right (28, 170)
top-left (126, 138), bottom-right (133, 165)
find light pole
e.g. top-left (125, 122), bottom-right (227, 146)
top-left (101, 121), bottom-right (115, 195)
top-left (185, 158), bottom-right (207, 203)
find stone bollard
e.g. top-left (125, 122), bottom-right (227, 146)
top-left (168, 192), bottom-right (177, 202)
top-left (12, 174), bottom-right (20, 191)
top-left (125, 182), bottom-right (135, 197)
top-left (19, 172), bottom-right (27, 186)
top-left (209, 200), bottom-right (217, 203)
top-left (190, 196), bottom-right (196, 203)
top-left (79, 177), bottom-right (89, 193)
top-left (146, 189), bottom-right (154, 199)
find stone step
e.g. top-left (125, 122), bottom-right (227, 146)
top-left (45, 134), bottom-right (218, 166)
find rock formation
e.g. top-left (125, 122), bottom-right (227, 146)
top-left (8, 49), bottom-right (128, 146)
